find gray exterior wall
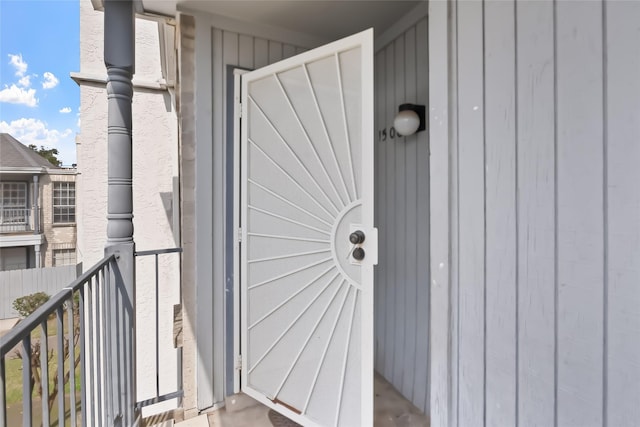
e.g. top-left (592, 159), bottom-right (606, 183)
top-left (205, 25), bottom-right (306, 409)
top-left (374, 16), bottom-right (430, 415)
top-left (443, 1), bottom-right (640, 426)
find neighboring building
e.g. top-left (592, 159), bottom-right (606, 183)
top-left (0, 133), bottom-right (77, 272)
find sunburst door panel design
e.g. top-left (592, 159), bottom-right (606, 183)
top-left (241, 29), bottom-right (373, 427)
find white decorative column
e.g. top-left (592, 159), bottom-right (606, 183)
top-left (32, 175), bottom-right (39, 234)
top-left (33, 175), bottom-right (41, 268)
top-left (103, 0), bottom-right (137, 425)
top-left (34, 245), bottom-right (41, 268)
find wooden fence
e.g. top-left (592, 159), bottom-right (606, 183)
top-left (0, 264), bottom-right (81, 319)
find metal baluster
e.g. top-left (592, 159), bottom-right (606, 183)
top-left (22, 335), bottom-right (32, 427)
top-left (87, 277), bottom-right (95, 425)
top-left (79, 285), bottom-right (87, 427)
top-left (155, 253), bottom-right (160, 399)
top-left (101, 263), bottom-right (112, 424)
top-left (40, 320), bottom-right (50, 426)
top-left (56, 306), bottom-right (64, 426)
top-left (105, 261), bottom-right (115, 422)
top-left (95, 272), bottom-right (103, 425)
top-left (68, 293), bottom-right (77, 427)
top-left (114, 258), bottom-right (123, 420)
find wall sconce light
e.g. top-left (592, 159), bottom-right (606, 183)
top-left (394, 103), bottom-right (426, 137)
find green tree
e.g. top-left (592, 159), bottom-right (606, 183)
top-left (12, 292), bottom-right (50, 318)
top-left (28, 144), bottom-right (62, 167)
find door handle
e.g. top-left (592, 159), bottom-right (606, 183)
top-left (349, 230), bottom-right (365, 244)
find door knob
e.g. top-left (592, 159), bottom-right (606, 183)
top-left (352, 247), bottom-right (365, 261)
top-left (349, 230), bottom-right (365, 244)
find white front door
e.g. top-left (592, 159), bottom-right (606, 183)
top-left (240, 29), bottom-right (375, 426)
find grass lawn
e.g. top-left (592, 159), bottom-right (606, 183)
top-left (4, 302), bottom-right (84, 425)
top-left (5, 392), bottom-right (82, 427)
top-left (4, 310), bottom-right (82, 422)
top-left (4, 346), bottom-right (82, 404)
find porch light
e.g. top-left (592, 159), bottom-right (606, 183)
top-left (394, 103), bottom-right (425, 136)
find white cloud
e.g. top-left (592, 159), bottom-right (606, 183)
top-left (0, 118), bottom-right (75, 164)
top-left (0, 84), bottom-right (37, 107)
top-left (59, 107), bottom-right (72, 114)
top-left (8, 54), bottom-right (27, 76)
top-left (41, 72), bottom-right (59, 89)
top-left (18, 75), bottom-right (31, 88)
top-left (0, 118), bottom-right (72, 145)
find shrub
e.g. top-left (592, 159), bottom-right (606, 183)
top-left (13, 292), bottom-right (50, 318)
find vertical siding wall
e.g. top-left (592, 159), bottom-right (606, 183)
top-left (374, 16), bottom-right (430, 414)
top-left (212, 26), bottom-right (304, 403)
top-left (450, 1), bottom-right (640, 426)
top-left (197, 26), bottom-right (306, 408)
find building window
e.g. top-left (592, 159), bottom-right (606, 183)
top-left (53, 182), bottom-right (75, 224)
top-left (53, 248), bottom-right (76, 266)
top-left (0, 182), bottom-right (27, 207)
top-left (0, 182), bottom-right (28, 224)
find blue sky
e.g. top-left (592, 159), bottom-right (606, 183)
top-left (0, 0), bottom-right (80, 165)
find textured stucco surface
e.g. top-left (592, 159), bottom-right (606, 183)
top-left (77, 0), bottom-right (180, 412)
top-left (177, 12), bottom-right (198, 417)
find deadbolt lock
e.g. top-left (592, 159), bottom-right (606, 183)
top-left (352, 247), bottom-right (365, 261)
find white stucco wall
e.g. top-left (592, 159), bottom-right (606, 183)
top-left (76, 0), bottom-right (180, 414)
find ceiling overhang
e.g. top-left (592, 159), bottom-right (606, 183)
top-left (94, 0), bottom-right (424, 43)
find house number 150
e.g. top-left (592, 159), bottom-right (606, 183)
top-left (378, 127), bottom-right (398, 141)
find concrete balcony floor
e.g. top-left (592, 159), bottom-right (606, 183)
top-left (148, 373), bottom-right (429, 427)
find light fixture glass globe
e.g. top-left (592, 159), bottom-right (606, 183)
top-left (394, 109), bottom-right (420, 136)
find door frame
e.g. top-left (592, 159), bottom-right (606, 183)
top-left (230, 67), bottom-right (250, 396)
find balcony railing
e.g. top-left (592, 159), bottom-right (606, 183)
top-left (0, 254), bottom-right (116, 426)
top-left (0, 247), bottom-right (183, 426)
top-left (134, 247), bottom-right (183, 410)
top-left (0, 208), bottom-right (40, 234)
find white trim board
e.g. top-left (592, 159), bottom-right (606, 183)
top-left (428, 1), bottom-right (454, 427)
top-left (70, 72), bottom-right (172, 90)
top-left (0, 234), bottom-right (44, 248)
top-left (193, 11), bottom-right (216, 411)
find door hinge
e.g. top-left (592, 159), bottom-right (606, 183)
top-left (237, 227), bottom-right (243, 242)
top-left (235, 355), bottom-right (242, 370)
top-left (237, 102), bottom-right (242, 118)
